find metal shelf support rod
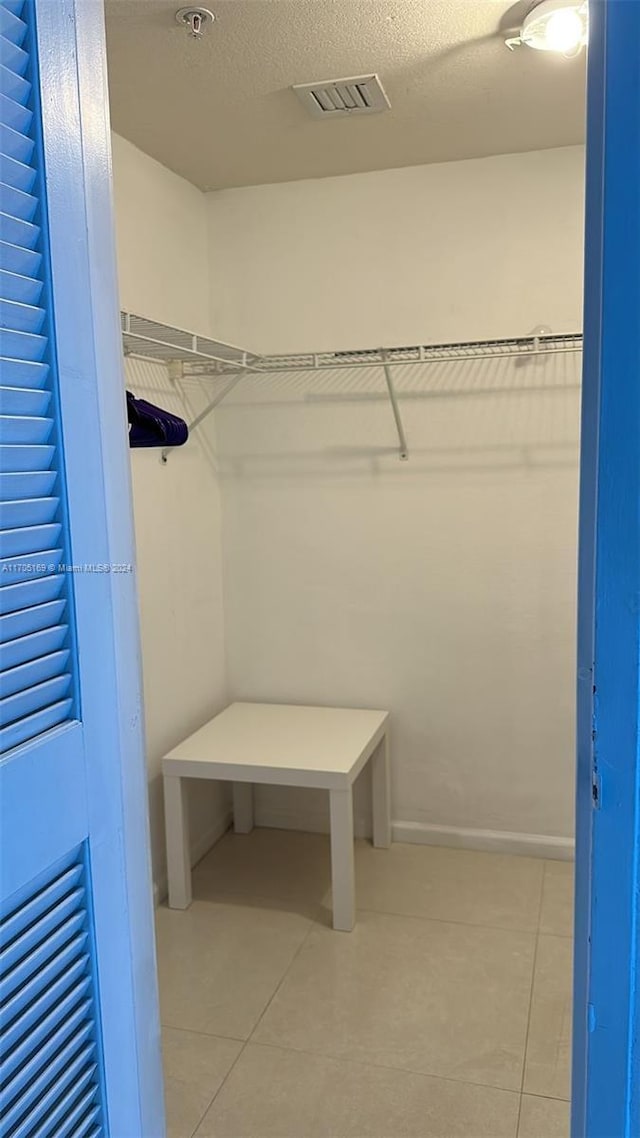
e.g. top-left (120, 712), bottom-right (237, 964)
top-left (381, 351), bottom-right (409, 461)
top-left (161, 371), bottom-right (244, 464)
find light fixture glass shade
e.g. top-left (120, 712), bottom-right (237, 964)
top-left (520, 0), bottom-right (589, 55)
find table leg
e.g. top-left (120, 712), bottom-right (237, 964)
top-left (329, 787), bottom-right (355, 931)
top-left (371, 732), bottom-right (391, 848)
top-left (164, 774), bottom-right (192, 909)
top-left (233, 782), bottom-right (254, 834)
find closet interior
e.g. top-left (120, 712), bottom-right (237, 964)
top-left (105, 2), bottom-right (587, 1134)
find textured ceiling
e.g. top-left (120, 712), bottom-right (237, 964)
top-left (105, 0), bottom-right (586, 191)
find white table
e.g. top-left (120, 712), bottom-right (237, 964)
top-left (162, 702), bottom-right (391, 931)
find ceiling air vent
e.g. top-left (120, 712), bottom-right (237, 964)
top-left (292, 74), bottom-right (391, 119)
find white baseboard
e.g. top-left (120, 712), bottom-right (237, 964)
top-left (254, 809), bottom-right (573, 860)
top-left (153, 810), bottom-right (232, 906)
top-left (392, 821), bottom-right (575, 860)
top-left (255, 806), bottom-right (372, 841)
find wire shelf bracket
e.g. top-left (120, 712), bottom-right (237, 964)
top-left (380, 350), bottom-right (409, 460)
top-left (159, 372), bottom-right (245, 464)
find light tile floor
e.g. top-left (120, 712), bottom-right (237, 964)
top-left (157, 829), bottom-right (574, 1138)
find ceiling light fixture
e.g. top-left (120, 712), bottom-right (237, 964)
top-left (505, 0), bottom-right (588, 56)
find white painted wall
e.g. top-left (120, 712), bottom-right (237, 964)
top-left (207, 147), bottom-right (585, 850)
top-left (111, 134), bottom-right (230, 895)
top-left (112, 133), bottom-right (210, 336)
top-left (208, 147), bottom-right (585, 354)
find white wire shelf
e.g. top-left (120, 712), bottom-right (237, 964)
top-left (121, 311), bottom-right (259, 371)
top-left (120, 314), bottom-right (583, 463)
top-left (257, 333), bottom-right (583, 372)
top-left (121, 313), bottom-right (582, 374)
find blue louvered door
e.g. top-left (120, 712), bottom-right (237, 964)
top-left (0, 1), bottom-right (164, 1135)
top-left (0, 0), bottom-right (75, 754)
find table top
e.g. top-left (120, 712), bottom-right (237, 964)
top-left (162, 702), bottom-right (389, 789)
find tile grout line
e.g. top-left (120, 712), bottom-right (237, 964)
top-left (524, 1091), bottom-right (571, 1104)
top-left (515, 861), bottom-right (548, 1136)
top-left (355, 903), bottom-right (541, 935)
top-left (162, 1022), bottom-right (245, 1044)
top-left (185, 910), bottom-right (320, 1138)
top-left (246, 908), bottom-right (320, 1042)
top-left (188, 887), bottom-right (548, 937)
top-left (187, 1037), bottom-right (248, 1138)
top-left (250, 1036), bottom-right (526, 1099)
top-left (164, 1019), bottom-right (536, 1105)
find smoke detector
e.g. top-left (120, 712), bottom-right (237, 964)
top-left (292, 74), bottom-right (391, 119)
top-left (175, 7), bottom-right (215, 38)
